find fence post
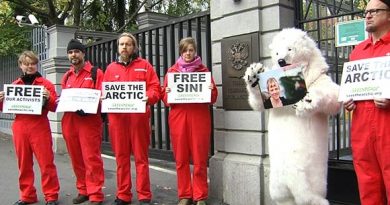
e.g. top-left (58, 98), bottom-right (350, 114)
top-left (41, 25), bottom-right (77, 154)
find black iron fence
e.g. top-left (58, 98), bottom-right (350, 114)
top-left (84, 11), bottom-right (212, 161)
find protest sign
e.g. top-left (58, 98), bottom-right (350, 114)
top-left (167, 72), bottom-right (211, 103)
top-left (339, 56), bottom-right (390, 101)
top-left (258, 65), bottom-right (307, 109)
top-left (102, 82), bottom-right (146, 113)
top-left (56, 88), bottom-right (101, 114)
top-left (3, 84), bottom-right (44, 115)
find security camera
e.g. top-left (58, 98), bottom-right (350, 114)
top-left (16, 15), bottom-right (27, 23)
top-left (28, 14), bottom-right (39, 25)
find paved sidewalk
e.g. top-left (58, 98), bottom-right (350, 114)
top-left (0, 133), bottom-right (223, 205)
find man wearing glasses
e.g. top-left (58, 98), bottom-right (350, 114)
top-left (344, 0), bottom-right (390, 204)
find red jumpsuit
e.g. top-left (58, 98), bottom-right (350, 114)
top-left (61, 61), bottom-right (105, 202)
top-left (0, 75), bottom-right (60, 203)
top-left (161, 63), bottom-right (218, 201)
top-left (350, 32), bottom-right (390, 205)
top-left (103, 58), bottom-right (161, 202)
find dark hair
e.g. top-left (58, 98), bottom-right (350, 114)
top-left (67, 39), bottom-right (86, 53)
top-left (380, 0), bottom-right (390, 8)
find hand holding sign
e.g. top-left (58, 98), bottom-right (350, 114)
top-left (339, 56), bottom-right (390, 101)
top-left (102, 82), bottom-right (146, 113)
top-left (43, 88), bottom-right (50, 100)
top-left (343, 98), bottom-right (356, 111)
top-left (374, 98), bottom-right (390, 109)
top-left (3, 84), bottom-right (44, 115)
top-left (0, 91), bottom-right (4, 102)
top-left (167, 72), bottom-right (211, 103)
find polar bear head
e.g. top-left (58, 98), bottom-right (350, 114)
top-left (268, 28), bottom-right (329, 86)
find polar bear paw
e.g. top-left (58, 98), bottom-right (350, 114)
top-left (293, 92), bottom-right (319, 117)
top-left (243, 63), bottom-right (265, 87)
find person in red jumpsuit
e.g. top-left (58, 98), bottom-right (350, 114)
top-left (103, 33), bottom-right (161, 205)
top-left (161, 37), bottom-right (218, 205)
top-left (0, 51), bottom-right (60, 205)
top-left (61, 39), bottom-right (105, 205)
top-left (344, 0), bottom-right (390, 204)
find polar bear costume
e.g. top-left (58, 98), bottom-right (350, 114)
top-left (244, 28), bottom-right (341, 205)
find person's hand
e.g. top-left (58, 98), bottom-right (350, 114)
top-left (142, 96), bottom-right (148, 102)
top-left (0, 91), bottom-right (4, 102)
top-left (343, 99), bottom-right (356, 111)
top-left (165, 87), bottom-right (171, 93)
top-left (42, 88), bottom-right (50, 100)
top-left (208, 84), bottom-right (213, 89)
top-left (76, 109), bottom-right (88, 116)
top-left (374, 98), bottom-right (389, 109)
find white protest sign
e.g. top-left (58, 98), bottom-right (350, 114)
top-left (339, 56), bottom-right (390, 101)
top-left (56, 88), bottom-right (101, 114)
top-left (167, 72), bottom-right (211, 103)
top-left (101, 82), bottom-right (146, 113)
top-left (3, 84), bottom-right (44, 115)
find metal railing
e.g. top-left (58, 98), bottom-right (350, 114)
top-left (84, 11), bottom-right (212, 160)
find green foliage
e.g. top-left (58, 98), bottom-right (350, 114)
top-left (0, 2), bottom-right (31, 56)
top-left (152, 0), bottom-right (209, 16)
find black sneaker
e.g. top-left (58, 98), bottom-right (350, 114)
top-left (72, 194), bottom-right (89, 204)
top-left (13, 200), bottom-right (35, 205)
top-left (45, 201), bottom-right (59, 205)
top-left (111, 198), bottom-right (130, 205)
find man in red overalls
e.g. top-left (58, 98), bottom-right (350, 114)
top-left (344, 0), bottom-right (390, 204)
top-left (0, 51), bottom-right (60, 205)
top-left (103, 33), bottom-right (161, 205)
top-left (61, 39), bottom-right (105, 205)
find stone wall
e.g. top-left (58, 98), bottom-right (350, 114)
top-left (209, 1), bottom-right (295, 204)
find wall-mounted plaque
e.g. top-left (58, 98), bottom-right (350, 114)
top-left (221, 33), bottom-right (260, 110)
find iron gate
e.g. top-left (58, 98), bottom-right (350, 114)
top-left (295, 1), bottom-right (367, 204)
top-left (84, 11), bottom-right (212, 161)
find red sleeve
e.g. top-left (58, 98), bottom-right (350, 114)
top-left (210, 77), bottom-right (218, 104)
top-left (95, 68), bottom-right (104, 90)
top-left (103, 63), bottom-right (113, 82)
top-left (61, 71), bottom-right (71, 89)
top-left (145, 61), bottom-right (161, 105)
top-left (43, 79), bottom-right (58, 112)
top-left (161, 72), bottom-right (170, 107)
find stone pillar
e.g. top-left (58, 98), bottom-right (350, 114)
top-left (41, 25), bottom-right (77, 154)
top-left (209, 1), bottom-right (295, 205)
top-left (137, 11), bottom-right (172, 30)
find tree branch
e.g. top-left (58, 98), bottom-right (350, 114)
top-left (59, 0), bottom-right (74, 22)
top-left (5, 0), bottom-right (49, 17)
top-left (117, 0), bottom-right (149, 33)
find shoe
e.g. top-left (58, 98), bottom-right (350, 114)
top-left (195, 200), bottom-right (207, 205)
top-left (88, 201), bottom-right (103, 205)
top-left (73, 194), bottom-right (89, 204)
top-left (13, 200), bottom-right (35, 205)
top-left (178, 198), bottom-right (193, 205)
top-left (138, 199), bottom-right (151, 205)
top-left (111, 198), bottom-right (130, 205)
top-left (46, 201), bottom-right (59, 205)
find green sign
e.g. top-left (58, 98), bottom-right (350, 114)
top-left (335, 19), bottom-right (368, 47)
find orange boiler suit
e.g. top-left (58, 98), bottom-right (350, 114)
top-left (0, 75), bottom-right (60, 203)
top-left (349, 32), bottom-right (390, 205)
top-left (161, 63), bottom-right (218, 201)
top-left (103, 58), bottom-right (161, 202)
top-left (61, 61), bottom-right (105, 202)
